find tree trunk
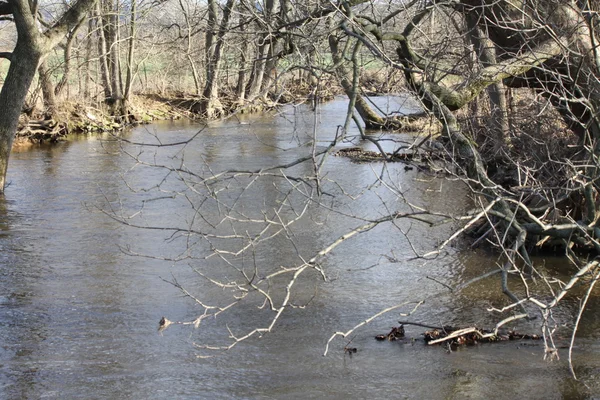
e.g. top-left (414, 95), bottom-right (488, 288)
top-left (38, 60), bottom-right (58, 118)
top-left (235, 8), bottom-right (249, 103)
top-left (200, 0), bottom-right (235, 118)
top-left (124, 0), bottom-right (136, 101)
top-left (259, 40), bottom-right (279, 98)
top-left (177, 0), bottom-right (201, 96)
top-left (244, 41), bottom-right (268, 102)
top-left (0, 42), bottom-right (41, 189)
top-left (82, 18), bottom-right (94, 100)
top-left (54, 17), bottom-right (85, 99)
top-left (106, 0), bottom-right (125, 116)
top-left (259, 0), bottom-right (291, 99)
top-left (0, 0), bottom-right (96, 192)
top-left (96, 4), bottom-right (113, 100)
top-left (466, 13), bottom-right (510, 152)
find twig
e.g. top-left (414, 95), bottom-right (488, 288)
top-left (427, 327), bottom-right (481, 345)
top-left (396, 321), bottom-right (446, 330)
top-left (422, 198), bottom-right (500, 258)
top-left (324, 301), bottom-right (423, 356)
top-left (568, 268), bottom-right (600, 380)
top-left (427, 313), bottom-right (528, 345)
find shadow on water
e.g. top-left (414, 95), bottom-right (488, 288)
top-left (0, 98), bottom-right (598, 398)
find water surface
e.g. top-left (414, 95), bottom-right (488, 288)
top-left (0, 98), bottom-right (598, 399)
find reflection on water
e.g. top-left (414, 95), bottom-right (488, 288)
top-left (0, 98), bottom-right (598, 399)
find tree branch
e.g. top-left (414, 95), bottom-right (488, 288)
top-left (398, 34), bottom-right (569, 111)
top-left (44, 0), bottom-right (97, 49)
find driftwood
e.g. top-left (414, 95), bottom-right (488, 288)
top-left (423, 327), bottom-right (540, 346)
top-left (375, 319), bottom-right (540, 348)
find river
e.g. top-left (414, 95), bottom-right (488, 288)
top-left (0, 98), bottom-right (598, 399)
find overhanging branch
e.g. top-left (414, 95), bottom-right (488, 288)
top-left (397, 35), bottom-right (570, 111)
top-left (44, 0), bottom-right (97, 49)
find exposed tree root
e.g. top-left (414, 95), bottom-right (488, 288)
top-left (16, 117), bottom-right (68, 144)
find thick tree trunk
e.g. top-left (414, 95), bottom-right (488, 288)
top-left (0, 0), bottom-right (96, 192)
top-left (259, 40), bottom-right (280, 97)
top-left (0, 42), bottom-right (41, 190)
top-left (200, 0), bottom-right (235, 118)
top-left (244, 42), bottom-right (268, 102)
top-left (38, 60), bottom-right (58, 118)
top-left (201, 0), bottom-right (221, 117)
top-left (463, 0), bottom-right (600, 144)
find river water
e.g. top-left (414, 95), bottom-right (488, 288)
top-left (0, 98), bottom-right (598, 399)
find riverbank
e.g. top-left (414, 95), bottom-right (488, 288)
top-left (13, 91), bottom-right (324, 148)
top-left (11, 74), bottom-right (388, 148)
top-left (13, 93), bottom-right (193, 147)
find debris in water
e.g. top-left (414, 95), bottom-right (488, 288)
top-left (374, 321), bottom-right (541, 349)
top-left (158, 316), bottom-right (173, 333)
top-left (375, 325), bottom-right (405, 341)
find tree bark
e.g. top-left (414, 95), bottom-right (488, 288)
top-left (177, 0), bottom-right (201, 96)
top-left (0, 0), bottom-right (96, 192)
top-left (244, 41), bottom-right (268, 102)
top-left (200, 0), bottom-right (235, 118)
top-left (38, 60), bottom-right (58, 118)
top-left (54, 17), bottom-right (85, 99)
top-left (465, 13), bottom-right (509, 151)
top-left (123, 0), bottom-right (136, 101)
top-left (82, 18), bottom-right (94, 99)
top-left (95, 3), bottom-right (112, 100)
top-left (0, 39), bottom-right (41, 189)
top-left (235, 7), bottom-right (249, 103)
top-left (105, 0), bottom-right (125, 116)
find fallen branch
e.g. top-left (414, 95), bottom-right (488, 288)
top-left (425, 313), bottom-right (530, 345)
top-left (323, 301), bottom-right (423, 356)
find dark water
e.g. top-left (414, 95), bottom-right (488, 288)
top-left (0, 98), bottom-right (598, 399)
